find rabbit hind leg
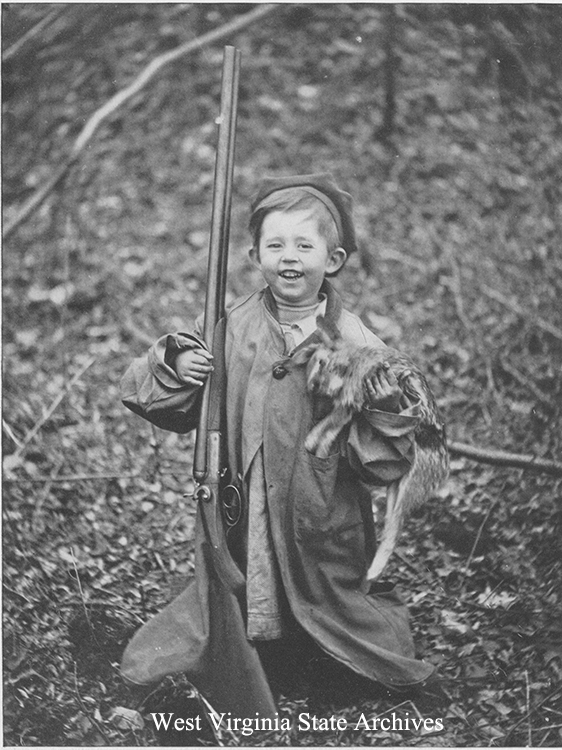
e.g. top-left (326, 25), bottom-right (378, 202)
top-left (305, 405), bottom-right (354, 458)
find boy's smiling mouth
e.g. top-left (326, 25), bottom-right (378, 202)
top-left (279, 270), bottom-right (303, 280)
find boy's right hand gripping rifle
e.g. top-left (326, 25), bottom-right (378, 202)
top-left (193, 46), bottom-right (245, 596)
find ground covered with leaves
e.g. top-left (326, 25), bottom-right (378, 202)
top-left (3, 4), bottom-right (562, 746)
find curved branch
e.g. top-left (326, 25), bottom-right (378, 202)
top-left (449, 441), bottom-right (562, 478)
top-left (3, 4), bottom-right (281, 241)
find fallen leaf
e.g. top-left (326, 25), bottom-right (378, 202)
top-left (111, 706), bottom-right (144, 731)
top-left (477, 586), bottom-right (517, 609)
top-left (442, 609), bottom-right (470, 634)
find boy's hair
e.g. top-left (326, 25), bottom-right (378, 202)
top-left (249, 187), bottom-right (341, 258)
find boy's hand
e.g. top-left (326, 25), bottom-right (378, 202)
top-left (364, 362), bottom-right (402, 413)
top-left (174, 347), bottom-right (214, 387)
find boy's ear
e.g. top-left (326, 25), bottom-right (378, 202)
top-left (248, 245), bottom-right (261, 268)
top-left (326, 247), bottom-right (347, 274)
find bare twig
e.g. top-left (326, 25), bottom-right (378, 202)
top-left (490, 19), bottom-right (532, 94)
top-left (456, 594), bottom-right (520, 614)
top-left (12, 356), bottom-right (95, 461)
top-left (393, 548), bottom-right (424, 577)
top-left (447, 255), bottom-right (472, 330)
top-left (69, 547), bottom-right (119, 675)
top-left (2, 4), bottom-right (280, 241)
top-left (504, 684), bottom-right (562, 743)
top-left (32, 457), bottom-right (64, 533)
top-left (481, 283), bottom-right (562, 343)
top-left (498, 357), bottom-right (553, 408)
top-left (2, 6), bottom-right (66, 61)
top-left (380, 4), bottom-right (398, 139)
top-left (72, 600), bottom-right (145, 625)
top-left (538, 728), bottom-right (554, 747)
top-left (122, 315), bottom-right (156, 347)
top-left (460, 498), bottom-right (499, 591)
top-left (61, 214), bottom-right (73, 390)
top-left (3, 469), bottom-right (191, 484)
top-left (525, 669), bottom-right (532, 747)
top-left (3, 584), bottom-right (35, 607)
top-left (484, 355), bottom-right (497, 396)
top-left (70, 547), bottom-right (92, 628)
top-left (379, 247), bottom-right (427, 272)
top-left (198, 690), bottom-right (238, 745)
top-left (2, 418), bottom-right (23, 448)
top-left (537, 724), bottom-right (562, 733)
top-left (4, 161), bottom-right (73, 242)
top-left (72, 661), bottom-right (110, 744)
top-left (6, 472), bottom-right (140, 484)
top-left (449, 440), bottom-right (562, 477)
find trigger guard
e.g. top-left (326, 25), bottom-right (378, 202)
top-left (222, 484), bottom-right (242, 528)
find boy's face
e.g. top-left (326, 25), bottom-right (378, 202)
top-left (250, 209), bottom-right (346, 307)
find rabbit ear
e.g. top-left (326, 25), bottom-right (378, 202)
top-left (316, 315), bottom-right (341, 346)
top-left (292, 342), bottom-right (318, 365)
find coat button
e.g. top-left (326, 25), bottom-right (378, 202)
top-left (272, 365), bottom-right (288, 379)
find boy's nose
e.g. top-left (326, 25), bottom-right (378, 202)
top-left (281, 245), bottom-right (299, 261)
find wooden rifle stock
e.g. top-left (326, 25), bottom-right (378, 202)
top-left (193, 46), bottom-right (245, 595)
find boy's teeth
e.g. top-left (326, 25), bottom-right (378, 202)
top-left (281, 271), bottom-right (301, 278)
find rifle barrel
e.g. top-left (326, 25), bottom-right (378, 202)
top-left (218, 48), bottom-right (241, 320)
top-left (193, 46), bottom-right (240, 483)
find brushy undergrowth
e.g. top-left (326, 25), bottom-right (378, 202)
top-left (3, 4), bottom-right (562, 746)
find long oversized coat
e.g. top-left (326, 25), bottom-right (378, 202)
top-left (120, 282), bottom-right (434, 718)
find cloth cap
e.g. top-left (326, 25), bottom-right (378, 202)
top-left (250, 173), bottom-right (357, 254)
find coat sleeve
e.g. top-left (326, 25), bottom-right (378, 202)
top-left (346, 397), bottom-right (421, 484)
top-left (120, 328), bottom-right (206, 434)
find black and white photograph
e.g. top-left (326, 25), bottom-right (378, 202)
top-left (2, 3), bottom-right (562, 746)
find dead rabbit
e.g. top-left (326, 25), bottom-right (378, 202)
top-left (295, 317), bottom-right (449, 580)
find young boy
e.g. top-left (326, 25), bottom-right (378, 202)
top-left (120, 173), bottom-right (435, 720)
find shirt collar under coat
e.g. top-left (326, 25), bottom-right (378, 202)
top-left (261, 279), bottom-right (343, 354)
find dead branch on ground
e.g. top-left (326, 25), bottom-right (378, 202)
top-left (449, 440), bottom-right (562, 477)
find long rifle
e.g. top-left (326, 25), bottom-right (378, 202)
top-left (193, 46), bottom-right (245, 595)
